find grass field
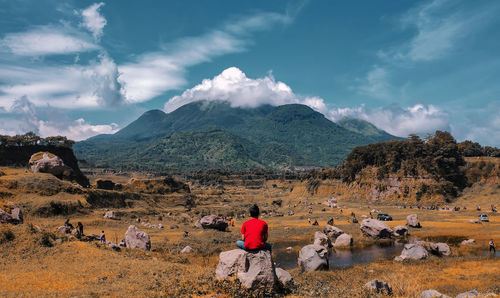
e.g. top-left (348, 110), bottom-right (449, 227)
top-left (1, 167), bottom-right (499, 297)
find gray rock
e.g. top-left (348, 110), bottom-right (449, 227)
top-left (104, 211), bottom-right (119, 220)
top-left (215, 249), bottom-right (278, 290)
top-left (395, 244), bottom-right (428, 261)
top-left (324, 224), bottom-right (344, 238)
top-left (407, 214), bottom-right (422, 228)
top-left (194, 220), bottom-right (202, 228)
top-left (364, 279), bottom-right (393, 295)
top-left (57, 225), bottom-right (71, 234)
top-left (429, 242), bottom-right (451, 256)
top-left (334, 233), bottom-right (353, 247)
top-left (393, 225), bottom-right (408, 236)
top-left (29, 152), bottom-right (73, 178)
top-left (313, 231), bottom-right (332, 248)
top-left (298, 244), bottom-right (329, 272)
top-left (275, 267), bottom-right (293, 285)
top-left (86, 233), bottom-right (101, 241)
top-left (125, 225), bottom-right (151, 250)
top-left (456, 290), bottom-right (480, 298)
top-left (181, 246), bottom-right (193, 254)
top-left (420, 289), bottom-right (450, 297)
top-left (360, 219), bottom-right (393, 238)
top-left (108, 242), bottom-right (121, 251)
top-left (199, 215), bottom-right (228, 231)
top-left (460, 239), bottom-right (475, 246)
top-left (0, 203), bottom-right (23, 224)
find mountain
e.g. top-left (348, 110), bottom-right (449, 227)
top-left (336, 117), bottom-right (393, 138)
top-left (74, 101), bottom-right (399, 171)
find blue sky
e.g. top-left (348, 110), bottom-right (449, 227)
top-left (0, 0), bottom-right (499, 146)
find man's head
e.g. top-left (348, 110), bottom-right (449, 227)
top-left (249, 204), bottom-right (260, 218)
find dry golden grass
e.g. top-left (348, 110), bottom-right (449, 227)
top-left (1, 167), bottom-right (499, 297)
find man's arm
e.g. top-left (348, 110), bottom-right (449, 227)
top-left (241, 234), bottom-right (245, 241)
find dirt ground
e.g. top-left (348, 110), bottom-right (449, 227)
top-left (1, 167), bottom-right (499, 297)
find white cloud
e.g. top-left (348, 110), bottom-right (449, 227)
top-left (0, 25), bottom-right (98, 56)
top-left (0, 54), bottom-right (124, 109)
top-left (79, 2), bottom-right (107, 40)
top-left (164, 67), bottom-right (301, 112)
top-left (0, 97), bottom-right (119, 141)
top-left (328, 104), bottom-right (450, 137)
top-left (119, 11), bottom-right (292, 103)
top-left (357, 66), bottom-right (391, 99)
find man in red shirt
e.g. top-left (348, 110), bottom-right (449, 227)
top-left (236, 204), bottom-right (272, 251)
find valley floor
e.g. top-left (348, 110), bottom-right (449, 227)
top-left (1, 167), bottom-right (499, 297)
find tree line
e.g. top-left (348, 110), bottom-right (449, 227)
top-left (0, 132), bottom-right (75, 148)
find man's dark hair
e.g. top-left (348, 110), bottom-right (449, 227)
top-left (249, 204), bottom-right (260, 218)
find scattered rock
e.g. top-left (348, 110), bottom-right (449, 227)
top-left (360, 219), bottom-right (393, 238)
top-left (456, 290), bottom-right (480, 298)
top-left (0, 203), bottom-right (23, 224)
top-left (286, 246), bottom-right (293, 251)
top-left (199, 215), bottom-right (228, 231)
top-left (57, 225), bottom-right (72, 234)
top-left (86, 233), bottom-right (101, 241)
top-left (108, 242), bottom-right (121, 251)
top-left (104, 210), bottom-right (119, 220)
top-left (420, 289), bottom-right (450, 297)
top-left (215, 249), bottom-right (279, 290)
top-left (298, 244), bottom-right (329, 272)
top-left (395, 244), bottom-right (428, 261)
top-left (429, 242), bottom-right (451, 256)
top-left (170, 225), bottom-right (179, 229)
top-left (194, 220), bottom-right (202, 228)
top-left (158, 224), bottom-right (163, 229)
top-left (324, 224), bottom-right (343, 238)
top-left (181, 246), bottom-right (193, 254)
top-left (313, 231), bottom-right (332, 248)
top-left (393, 225), bottom-right (408, 237)
top-left (334, 233), bottom-right (353, 247)
top-left (407, 214), bottom-right (422, 228)
top-left (461, 239), bottom-right (475, 246)
top-left (364, 279), bottom-right (393, 295)
top-left (275, 267), bottom-right (293, 285)
top-left (125, 225), bottom-right (151, 251)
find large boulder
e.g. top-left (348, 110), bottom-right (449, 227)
top-left (298, 244), bottom-right (329, 272)
top-left (395, 244), bottom-right (428, 261)
top-left (334, 233), bottom-right (353, 248)
top-left (0, 203), bottom-right (23, 224)
top-left (313, 231), bottom-right (332, 248)
top-left (428, 242), bottom-right (451, 256)
top-left (360, 219), bottom-right (393, 238)
top-left (125, 225), bottom-right (151, 250)
top-left (324, 224), bottom-right (343, 238)
top-left (393, 225), bottom-right (408, 237)
top-left (407, 214), bottom-right (422, 228)
top-left (364, 279), bottom-right (393, 295)
top-left (199, 215), bottom-right (228, 231)
top-left (420, 289), bottom-right (450, 297)
top-left (215, 249), bottom-right (279, 290)
top-left (181, 246), bottom-right (193, 254)
top-left (29, 152), bottom-right (73, 179)
top-left (104, 210), bottom-right (119, 220)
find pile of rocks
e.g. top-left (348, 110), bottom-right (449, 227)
top-left (140, 221), bottom-right (164, 229)
top-left (394, 240), bottom-right (451, 261)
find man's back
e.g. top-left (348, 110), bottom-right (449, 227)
top-left (241, 218), bottom-right (268, 250)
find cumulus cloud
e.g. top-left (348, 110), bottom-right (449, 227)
top-left (0, 25), bottom-right (98, 56)
top-left (327, 104), bottom-right (451, 137)
top-left (0, 97), bottom-right (119, 141)
top-left (79, 2), bottom-right (107, 40)
top-left (357, 66), bottom-right (392, 99)
top-left (0, 54), bottom-right (124, 109)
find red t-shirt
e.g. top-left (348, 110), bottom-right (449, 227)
top-left (240, 218), bottom-right (268, 250)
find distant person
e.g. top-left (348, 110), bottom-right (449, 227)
top-left (327, 218), bottom-right (334, 226)
top-left (312, 219), bottom-right (319, 226)
top-left (100, 230), bottom-right (106, 243)
top-left (77, 222), bottom-right (84, 239)
top-left (236, 204), bottom-right (271, 251)
top-left (490, 239), bottom-right (496, 254)
top-left (183, 231), bottom-right (189, 238)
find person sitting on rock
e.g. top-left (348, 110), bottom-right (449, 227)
top-left (236, 204), bottom-right (271, 251)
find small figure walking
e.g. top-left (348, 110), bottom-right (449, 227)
top-left (490, 239), bottom-right (496, 254)
top-left (76, 222), bottom-right (84, 239)
top-left (100, 230), bottom-right (106, 243)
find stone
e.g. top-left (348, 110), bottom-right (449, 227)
top-left (395, 244), bottom-right (428, 261)
top-left (456, 290), bottom-right (479, 297)
top-left (199, 215), bottom-right (228, 231)
top-left (0, 203), bottom-right (23, 224)
top-left (194, 220), bottom-right (202, 228)
top-left (429, 242), bottom-right (451, 256)
top-left (158, 224), bottom-right (164, 229)
top-left (334, 233), bottom-right (353, 247)
top-left (324, 224), bottom-right (344, 238)
top-left (420, 289), bottom-right (450, 297)
top-left (170, 225), bottom-right (179, 229)
top-left (86, 233), bottom-right (101, 241)
top-left (215, 249), bottom-right (278, 290)
top-left (313, 231), bottom-right (332, 248)
top-left (57, 225), bottom-right (72, 234)
top-left (360, 219), bottom-right (393, 238)
top-left (407, 214), bottom-right (422, 228)
top-left (29, 152), bottom-right (73, 179)
top-left (104, 210), bottom-right (119, 220)
top-left (460, 239), bottom-right (475, 246)
top-left (393, 225), bottom-right (408, 237)
top-left (181, 246), bottom-right (193, 254)
top-left (298, 244), bottom-right (329, 272)
top-left (364, 279), bottom-right (393, 295)
top-left (108, 242), bottom-right (121, 251)
top-left (275, 267), bottom-right (293, 285)
top-left (125, 225), bottom-right (151, 250)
